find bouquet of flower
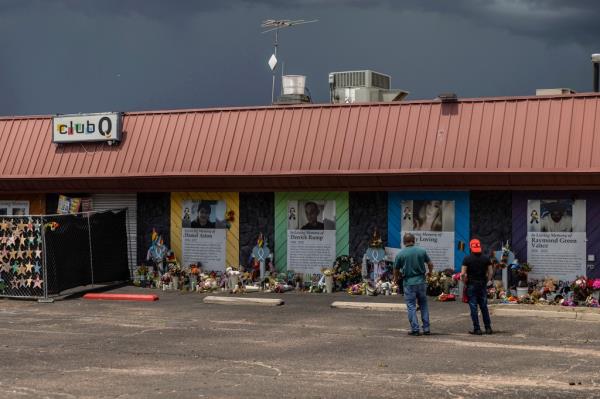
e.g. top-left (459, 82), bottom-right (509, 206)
top-left (347, 282), bottom-right (365, 295)
top-left (333, 255), bottom-right (354, 273)
top-left (199, 276), bottom-right (219, 292)
top-left (587, 278), bottom-right (600, 291)
top-left (224, 210), bottom-right (235, 229)
top-left (169, 263), bottom-right (184, 278)
top-left (332, 255), bottom-right (361, 289)
top-left (136, 264), bottom-right (148, 276)
top-left (571, 276), bottom-right (591, 301)
top-left (189, 264), bottom-right (201, 276)
top-left (585, 296), bottom-right (599, 308)
top-left (437, 293), bottom-right (456, 302)
top-left (561, 297), bottom-right (577, 307)
top-left (517, 295), bottom-right (535, 304)
top-left (150, 270), bottom-right (161, 288)
top-left (160, 273), bottom-right (172, 289)
top-left (542, 278), bottom-right (558, 294)
top-left (426, 271), bottom-right (443, 296)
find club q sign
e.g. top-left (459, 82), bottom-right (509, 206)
top-left (53, 112), bottom-right (122, 144)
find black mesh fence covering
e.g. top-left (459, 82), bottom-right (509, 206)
top-left (43, 214), bottom-right (92, 294)
top-left (89, 210), bottom-right (130, 284)
top-left (0, 209), bottom-right (129, 299)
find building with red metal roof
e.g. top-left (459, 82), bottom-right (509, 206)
top-left (1, 92), bottom-right (599, 290)
top-left (2, 92), bottom-right (600, 192)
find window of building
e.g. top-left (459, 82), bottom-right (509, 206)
top-left (0, 201), bottom-right (30, 216)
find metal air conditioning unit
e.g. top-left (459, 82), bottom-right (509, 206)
top-left (328, 70), bottom-right (409, 104)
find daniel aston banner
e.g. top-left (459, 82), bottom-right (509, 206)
top-left (286, 200), bottom-right (336, 274)
top-left (401, 200), bottom-right (455, 270)
top-left (527, 199), bottom-right (586, 280)
top-left (181, 200), bottom-right (227, 271)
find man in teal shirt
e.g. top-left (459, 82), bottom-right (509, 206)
top-left (393, 233), bottom-right (434, 336)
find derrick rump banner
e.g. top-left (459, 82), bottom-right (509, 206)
top-left (401, 200), bottom-right (455, 270)
top-left (181, 200), bottom-right (226, 271)
top-left (527, 199), bottom-right (586, 280)
top-left (286, 200), bottom-right (336, 274)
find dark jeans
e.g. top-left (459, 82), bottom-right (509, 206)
top-left (467, 283), bottom-right (491, 331)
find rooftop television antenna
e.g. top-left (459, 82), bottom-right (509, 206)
top-left (261, 19), bottom-right (317, 104)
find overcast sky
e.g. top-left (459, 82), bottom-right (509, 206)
top-left (0, 0), bottom-right (599, 115)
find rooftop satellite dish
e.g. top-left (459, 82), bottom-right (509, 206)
top-left (261, 19), bottom-right (317, 104)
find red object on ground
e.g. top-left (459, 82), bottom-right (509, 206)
top-left (83, 293), bottom-right (159, 302)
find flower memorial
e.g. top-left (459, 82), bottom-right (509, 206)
top-left (331, 255), bottom-right (362, 291)
top-left (489, 273), bottom-right (600, 307)
top-left (427, 269), bottom-right (459, 297)
top-left (133, 229), bottom-right (600, 307)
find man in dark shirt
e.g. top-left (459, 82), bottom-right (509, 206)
top-left (461, 239), bottom-right (493, 335)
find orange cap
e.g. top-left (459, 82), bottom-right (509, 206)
top-left (469, 239), bottom-right (482, 253)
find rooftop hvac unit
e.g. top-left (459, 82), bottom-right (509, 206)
top-left (329, 70), bottom-right (391, 89)
top-left (328, 70), bottom-right (408, 104)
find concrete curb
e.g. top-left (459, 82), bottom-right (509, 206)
top-left (331, 301), bottom-right (407, 312)
top-left (203, 296), bottom-right (284, 306)
top-left (491, 307), bottom-right (600, 321)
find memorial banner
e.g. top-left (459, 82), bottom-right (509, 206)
top-left (286, 200), bottom-right (336, 274)
top-left (181, 200), bottom-right (227, 271)
top-left (401, 200), bottom-right (455, 270)
top-left (527, 199), bottom-right (586, 280)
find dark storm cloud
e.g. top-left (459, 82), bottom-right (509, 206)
top-left (0, 0), bottom-right (224, 18)
top-left (4, 0), bottom-right (598, 44)
top-left (242, 0), bottom-right (600, 46)
top-left (402, 0), bottom-right (600, 45)
top-left (0, 0), bottom-right (598, 116)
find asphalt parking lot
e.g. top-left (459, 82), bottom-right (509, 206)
top-left (1, 286), bottom-right (599, 398)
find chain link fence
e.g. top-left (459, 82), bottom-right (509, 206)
top-left (0, 209), bottom-right (130, 300)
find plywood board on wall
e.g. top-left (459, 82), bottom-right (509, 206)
top-left (274, 192), bottom-right (349, 273)
top-left (388, 191), bottom-right (470, 271)
top-left (170, 192), bottom-right (239, 268)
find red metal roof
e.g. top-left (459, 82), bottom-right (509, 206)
top-left (2, 92), bottom-right (600, 192)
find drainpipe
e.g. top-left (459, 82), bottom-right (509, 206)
top-left (593, 54), bottom-right (600, 92)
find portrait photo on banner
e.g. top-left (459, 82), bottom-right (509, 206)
top-left (182, 200), bottom-right (226, 229)
top-left (401, 200), bottom-right (455, 232)
top-left (287, 200), bottom-right (336, 230)
top-left (527, 199), bottom-right (585, 233)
